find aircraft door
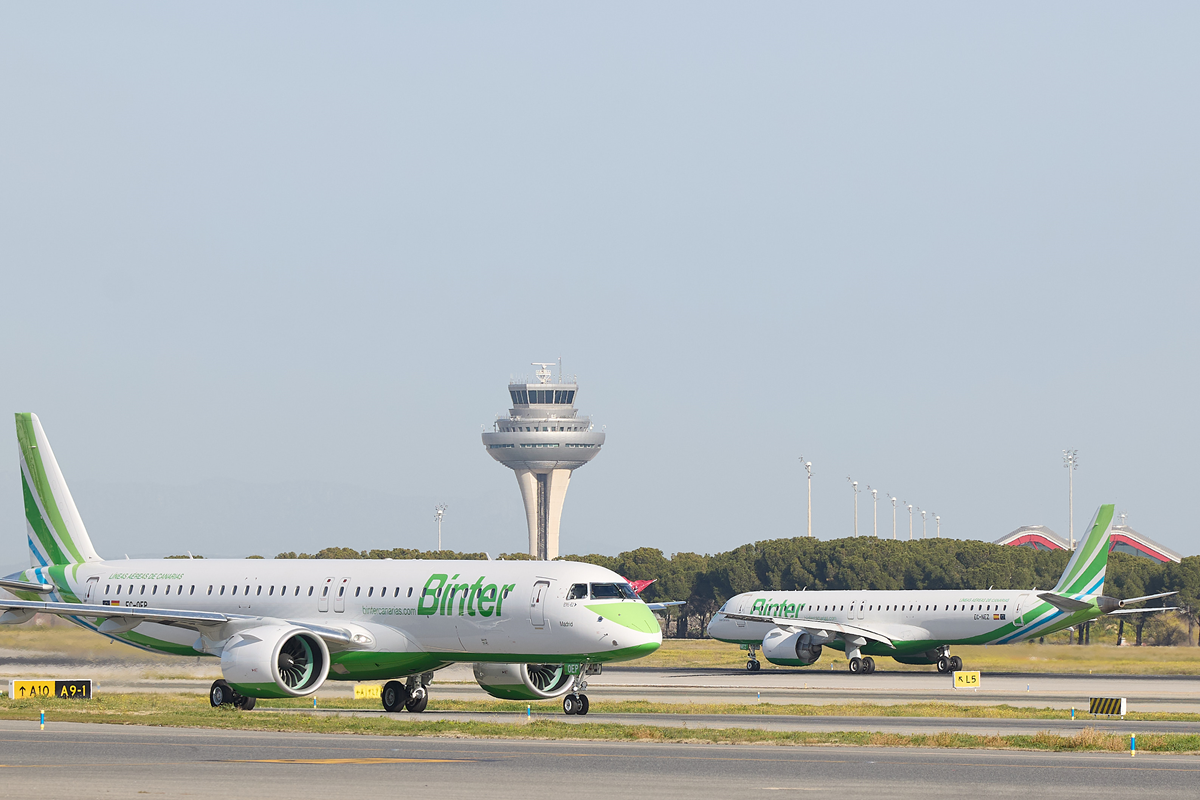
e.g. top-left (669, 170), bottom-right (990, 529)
top-left (334, 577), bottom-right (350, 613)
top-left (318, 577), bottom-right (334, 612)
top-left (83, 576), bottom-right (99, 604)
top-left (1013, 593), bottom-right (1029, 627)
top-left (530, 580), bottom-right (550, 629)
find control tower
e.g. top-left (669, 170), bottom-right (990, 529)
top-left (482, 363), bottom-right (605, 560)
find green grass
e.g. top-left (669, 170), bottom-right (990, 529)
top-left (0, 693), bottom-right (1189, 753)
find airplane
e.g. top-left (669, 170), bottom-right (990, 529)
top-left (0, 413), bottom-right (663, 715)
top-left (707, 504), bottom-right (1177, 674)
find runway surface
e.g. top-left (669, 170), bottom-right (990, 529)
top-left (265, 706), bottom-right (1200, 736)
top-left (40, 664), bottom-right (1200, 713)
top-left (0, 721), bottom-right (1195, 799)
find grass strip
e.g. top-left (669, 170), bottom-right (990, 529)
top-left (0, 695), bottom-right (1195, 753)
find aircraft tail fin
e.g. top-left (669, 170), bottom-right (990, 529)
top-left (16, 413), bottom-right (102, 567)
top-left (1051, 504), bottom-right (1114, 596)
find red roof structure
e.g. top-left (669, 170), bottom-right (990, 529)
top-left (995, 524), bottom-right (1181, 563)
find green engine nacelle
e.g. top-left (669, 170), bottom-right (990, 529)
top-left (472, 662), bottom-right (576, 701)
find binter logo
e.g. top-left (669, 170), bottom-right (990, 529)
top-left (751, 598), bottom-right (805, 617)
top-left (417, 574), bottom-right (517, 618)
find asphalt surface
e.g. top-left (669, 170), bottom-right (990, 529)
top-left (35, 664), bottom-right (1200, 713)
top-left (1, 721), bottom-right (1195, 799)
top-left (264, 706), bottom-right (1200, 736)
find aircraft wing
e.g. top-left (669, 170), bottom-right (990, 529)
top-left (0, 598), bottom-right (356, 646)
top-left (645, 601), bottom-right (686, 611)
top-left (0, 579), bottom-right (54, 594)
top-left (718, 612), bottom-right (894, 648)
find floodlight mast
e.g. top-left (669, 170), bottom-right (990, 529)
top-left (1063, 449), bottom-right (1079, 549)
top-left (805, 460), bottom-right (814, 537)
top-left (889, 495), bottom-right (897, 539)
top-left (907, 503), bottom-right (913, 541)
top-left (434, 504), bottom-right (448, 551)
top-left (935, 514), bottom-right (940, 538)
top-left (869, 486), bottom-right (878, 538)
top-left (921, 509), bottom-right (927, 539)
top-left (847, 478), bottom-right (860, 537)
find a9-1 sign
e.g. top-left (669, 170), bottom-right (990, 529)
top-left (9, 679), bottom-right (92, 699)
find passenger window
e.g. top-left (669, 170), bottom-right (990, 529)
top-left (395, 587), bottom-right (400, 597)
top-left (407, 587), bottom-right (413, 597)
top-left (368, 587), bottom-right (374, 597)
top-left (295, 587), bottom-right (301, 596)
top-left (105, 584), bottom-right (110, 595)
top-left (309, 586), bottom-right (314, 596)
top-left (567, 583), bottom-right (588, 600)
top-left (355, 587), bottom-right (360, 597)
top-left (338, 586), bottom-right (344, 597)
top-left (322, 586), bottom-right (329, 597)
top-left (220, 585), bottom-right (225, 595)
top-left (140, 585), bottom-right (146, 595)
top-left (208, 585), bottom-right (213, 595)
top-left (116, 585), bottom-right (122, 595)
top-left (232, 586), bottom-right (238, 595)
top-left (503, 588), bottom-right (511, 599)
top-left (190, 585), bottom-right (195, 595)
top-left (244, 586), bottom-right (249, 595)
top-left (257, 586), bottom-right (263, 596)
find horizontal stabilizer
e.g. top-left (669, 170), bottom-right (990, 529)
top-left (1107, 606), bottom-right (1180, 615)
top-left (1120, 591), bottom-right (1178, 606)
top-left (1037, 592), bottom-right (1094, 613)
top-left (0, 578), bottom-right (55, 594)
top-left (718, 611), bottom-right (894, 648)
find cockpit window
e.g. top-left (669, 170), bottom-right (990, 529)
top-left (566, 583), bottom-right (588, 600)
top-left (590, 582), bottom-right (638, 600)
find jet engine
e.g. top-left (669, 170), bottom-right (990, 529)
top-left (473, 662), bottom-right (575, 701)
top-left (761, 627), bottom-right (823, 667)
top-left (220, 625), bottom-right (330, 698)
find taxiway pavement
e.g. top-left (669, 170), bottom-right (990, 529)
top-left (0, 721), bottom-right (1194, 800)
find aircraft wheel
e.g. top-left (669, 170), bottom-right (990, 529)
top-left (746, 659), bottom-right (761, 672)
top-left (563, 695), bottom-right (578, 715)
top-left (863, 657), bottom-right (875, 674)
top-left (848, 657), bottom-right (862, 674)
top-left (382, 680), bottom-right (409, 713)
top-left (234, 695), bottom-right (256, 711)
top-left (577, 694), bottom-right (589, 715)
top-left (949, 655), bottom-right (963, 672)
top-left (936, 656), bottom-right (950, 673)
top-left (405, 688), bottom-right (428, 713)
top-left (209, 679), bottom-right (233, 707)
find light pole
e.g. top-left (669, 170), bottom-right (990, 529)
top-left (935, 514), bottom-right (940, 538)
top-left (889, 495), bottom-right (898, 539)
top-left (907, 503), bottom-right (913, 541)
top-left (921, 509), bottom-right (927, 539)
top-left (1063, 449), bottom-right (1078, 549)
top-left (806, 462), bottom-right (816, 537)
top-left (869, 486), bottom-right (878, 538)
top-left (847, 478), bottom-right (860, 537)
top-left (1118, 511), bottom-right (1127, 527)
top-left (801, 457), bottom-right (813, 537)
top-left (434, 504), bottom-right (448, 551)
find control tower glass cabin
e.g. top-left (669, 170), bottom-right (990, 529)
top-left (482, 365), bottom-right (604, 560)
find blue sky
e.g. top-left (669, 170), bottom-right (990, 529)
top-left (2, 4), bottom-right (1197, 570)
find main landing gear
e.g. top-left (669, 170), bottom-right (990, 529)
top-left (562, 671), bottom-right (590, 715)
top-left (746, 645), bottom-right (761, 672)
top-left (209, 679), bottom-right (256, 710)
top-left (381, 672), bottom-right (433, 713)
top-left (936, 654), bottom-right (963, 674)
top-left (847, 656), bottom-right (876, 674)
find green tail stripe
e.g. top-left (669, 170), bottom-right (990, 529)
top-left (22, 469), bottom-right (68, 565)
top-left (16, 413), bottom-right (86, 564)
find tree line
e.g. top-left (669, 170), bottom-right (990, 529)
top-left (274, 537), bottom-right (1200, 643)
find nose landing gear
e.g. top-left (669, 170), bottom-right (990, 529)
top-left (563, 672), bottom-right (590, 715)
